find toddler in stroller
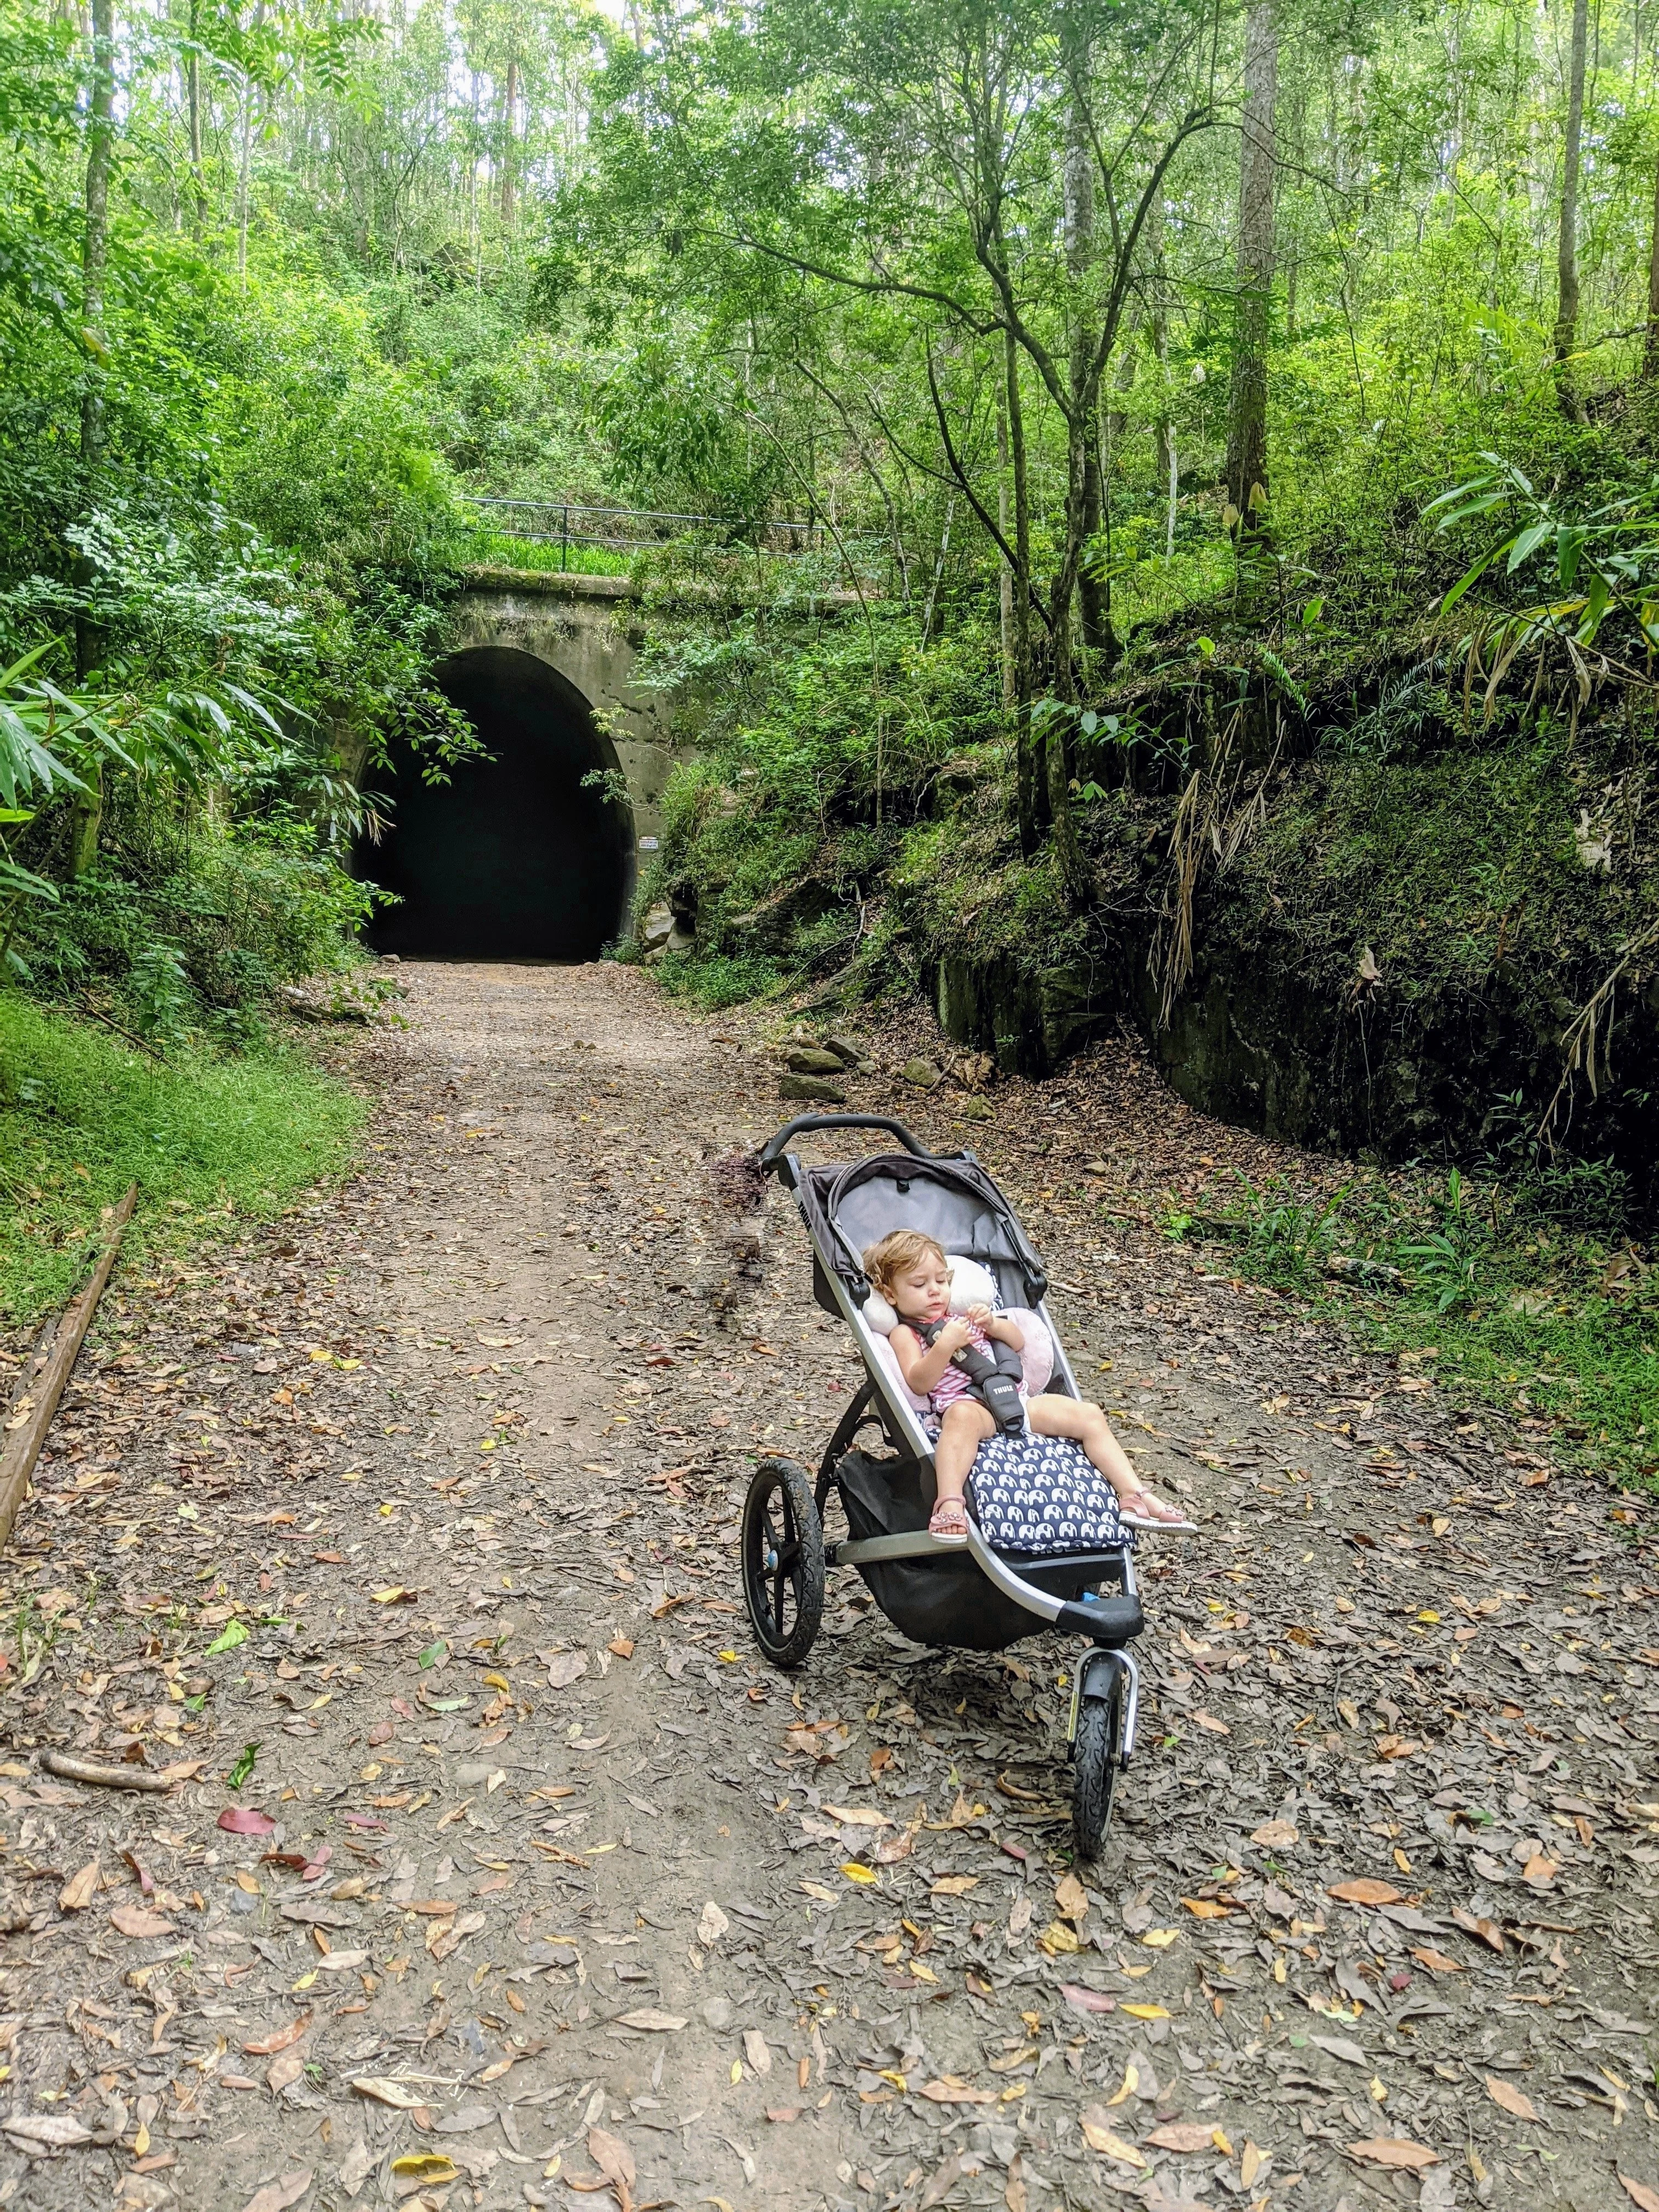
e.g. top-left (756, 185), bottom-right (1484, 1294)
top-left (864, 1228), bottom-right (1192, 1543)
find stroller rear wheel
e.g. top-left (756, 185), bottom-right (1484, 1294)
top-left (1071, 1669), bottom-right (1122, 1862)
top-left (741, 1457), bottom-right (825, 1669)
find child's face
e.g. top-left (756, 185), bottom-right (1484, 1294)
top-left (888, 1250), bottom-right (950, 1323)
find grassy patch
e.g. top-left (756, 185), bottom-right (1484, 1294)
top-left (0, 997), bottom-right (363, 1322)
top-left (651, 947), bottom-right (788, 1009)
top-left (1166, 1166), bottom-right (1658, 1497)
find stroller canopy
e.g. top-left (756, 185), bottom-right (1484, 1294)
top-left (797, 1152), bottom-right (1049, 1312)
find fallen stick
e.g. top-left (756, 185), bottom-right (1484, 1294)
top-left (38, 1751), bottom-right (172, 1794)
top-left (0, 1184), bottom-right (137, 1555)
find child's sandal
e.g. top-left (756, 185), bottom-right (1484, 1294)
top-left (1116, 1486), bottom-right (1197, 1533)
top-left (927, 1496), bottom-right (970, 1546)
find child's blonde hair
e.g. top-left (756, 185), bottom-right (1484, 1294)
top-left (864, 1229), bottom-right (946, 1295)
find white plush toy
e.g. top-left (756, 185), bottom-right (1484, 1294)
top-left (860, 1254), bottom-right (1000, 1338)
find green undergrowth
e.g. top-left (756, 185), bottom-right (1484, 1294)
top-left (465, 528), bottom-right (635, 576)
top-left (0, 997), bottom-right (363, 1322)
top-left (1166, 1167), bottom-right (1658, 1496)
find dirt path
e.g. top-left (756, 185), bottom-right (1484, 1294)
top-left (0, 961), bottom-right (1655, 2212)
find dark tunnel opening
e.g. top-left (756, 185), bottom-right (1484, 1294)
top-left (362, 646), bottom-right (634, 961)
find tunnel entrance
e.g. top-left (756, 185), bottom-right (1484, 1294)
top-left (364, 646), bottom-right (634, 960)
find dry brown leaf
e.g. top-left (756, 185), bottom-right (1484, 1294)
top-left (918, 2076), bottom-right (997, 2105)
top-left (544, 1652), bottom-right (588, 1690)
top-left (1180, 1895), bottom-right (1234, 1919)
top-left (1618, 2176), bottom-right (1659, 2212)
top-left (351, 2078), bottom-right (426, 2109)
top-left (1079, 2119), bottom-right (1146, 2168)
top-left (242, 2014), bottom-right (312, 2057)
top-left (1451, 1905), bottom-right (1506, 1954)
top-left (1250, 1820), bottom-right (1299, 1848)
top-left (237, 2172), bottom-right (314, 2212)
top-left (267, 2047), bottom-right (307, 2096)
top-left (109, 1904), bottom-right (175, 1939)
top-left (1054, 1872), bottom-right (1088, 1922)
top-left (1327, 1878), bottom-right (1402, 1906)
top-left (1409, 1946), bottom-right (1464, 1975)
top-left (1485, 2076), bottom-right (1539, 2123)
top-left (1142, 2121), bottom-right (1214, 2153)
top-left (1345, 2138), bottom-right (1440, 2171)
top-left (588, 2125), bottom-right (636, 2212)
top-left (59, 1859), bottom-right (99, 1912)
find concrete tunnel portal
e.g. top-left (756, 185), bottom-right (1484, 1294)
top-left (364, 645), bottom-right (635, 961)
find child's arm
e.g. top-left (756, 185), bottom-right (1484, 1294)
top-left (979, 1310), bottom-right (1024, 1352)
top-left (890, 1319), bottom-right (970, 1395)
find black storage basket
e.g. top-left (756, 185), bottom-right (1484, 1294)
top-left (834, 1448), bottom-right (1041, 1652)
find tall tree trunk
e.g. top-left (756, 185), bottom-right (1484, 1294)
top-left (71, 0), bottom-right (116, 873)
top-left (185, 0), bottom-right (205, 233)
top-left (236, 75), bottom-right (253, 285)
top-left (1645, 150), bottom-right (1659, 379)
top-left (1005, 326), bottom-right (1040, 858)
top-left (1065, 70), bottom-right (1108, 670)
top-left (500, 54), bottom-right (518, 226)
top-left (1148, 197), bottom-right (1176, 558)
top-left (1224, 0), bottom-right (1278, 525)
top-left (997, 389), bottom-right (1014, 709)
top-left (1554, 0), bottom-right (1589, 408)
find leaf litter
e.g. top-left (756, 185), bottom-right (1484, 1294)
top-left (0, 963), bottom-right (1649, 2212)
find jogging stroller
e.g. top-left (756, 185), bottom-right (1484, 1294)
top-left (740, 1113), bottom-right (1147, 1859)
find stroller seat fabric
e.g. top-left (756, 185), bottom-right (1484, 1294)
top-left (969, 1435), bottom-right (1131, 1552)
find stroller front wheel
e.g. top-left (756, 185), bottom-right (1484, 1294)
top-left (740, 1457), bottom-right (825, 1669)
top-left (1071, 1672), bottom-right (1122, 1863)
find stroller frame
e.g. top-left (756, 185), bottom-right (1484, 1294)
top-left (741, 1112), bottom-right (1148, 1858)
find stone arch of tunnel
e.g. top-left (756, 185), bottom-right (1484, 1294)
top-left (363, 645), bottom-right (635, 961)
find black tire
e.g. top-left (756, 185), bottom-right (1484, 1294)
top-left (1072, 1671), bottom-right (1122, 1862)
top-left (741, 1457), bottom-right (825, 1669)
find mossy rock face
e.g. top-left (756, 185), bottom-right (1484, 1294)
top-left (785, 1048), bottom-right (845, 1076)
top-left (779, 1073), bottom-right (846, 1103)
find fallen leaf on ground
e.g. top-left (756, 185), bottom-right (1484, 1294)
top-left (1120, 2003), bottom-right (1169, 2021)
top-left (932, 1875), bottom-right (978, 1897)
top-left (1079, 2119), bottom-right (1146, 2168)
top-left (1451, 1906), bottom-right (1506, 1954)
top-left (110, 1905), bottom-right (175, 1939)
top-left (1054, 1871), bottom-right (1089, 1921)
top-left (218, 1807), bottom-right (276, 1836)
top-left (237, 2173), bottom-right (313, 2212)
top-left (1180, 1896), bottom-right (1233, 1919)
top-left (742, 2030), bottom-right (772, 2075)
top-left (352, 2077), bottom-right (426, 2109)
top-left (390, 2154), bottom-right (459, 2185)
top-left (3, 2113), bottom-right (94, 2148)
top-left (1619, 2177), bottom-right (1659, 2212)
top-left (1410, 1946), bottom-right (1464, 1974)
top-left (243, 2015), bottom-right (312, 2056)
top-left (268, 2047), bottom-right (307, 2095)
top-left (1328, 1879), bottom-right (1401, 1906)
top-left (588, 2126), bottom-right (636, 2212)
top-left (1250, 1820), bottom-right (1299, 1848)
top-left (1346, 2138), bottom-right (1439, 2171)
top-left (1486, 2076), bottom-right (1539, 2121)
top-left (1060, 1984), bottom-right (1116, 2015)
top-left (697, 1900), bottom-right (728, 1947)
top-left (919, 2076), bottom-right (997, 2105)
top-left (618, 2010), bottom-right (686, 2032)
top-left (1143, 2121), bottom-right (1215, 2153)
top-left (59, 1859), bottom-right (99, 1912)
top-left (544, 1652), bottom-right (588, 1689)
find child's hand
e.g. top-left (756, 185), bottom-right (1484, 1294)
top-left (964, 1303), bottom-right (992, 1328)
top-left (938, 1315), bottom-right (974, 1352)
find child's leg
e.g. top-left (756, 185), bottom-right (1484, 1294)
top-left (930, 1402), bottom-right (994, 1539)
top-left (1026, 1395), bottom-right (1188, 1525)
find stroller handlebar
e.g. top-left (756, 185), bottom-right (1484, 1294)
top-left (759, 1113), bottom-right (934, 1175)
